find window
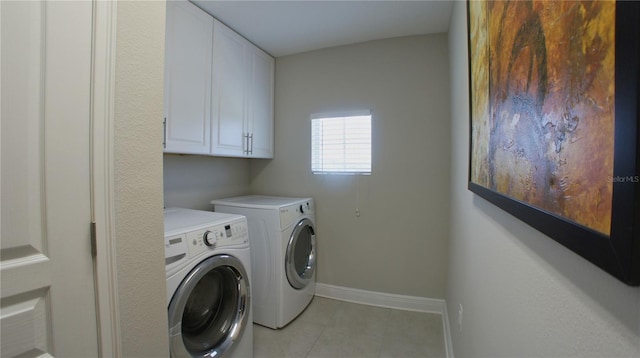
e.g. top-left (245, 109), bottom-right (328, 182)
top-left (311, 111), bottom-right (371, 174)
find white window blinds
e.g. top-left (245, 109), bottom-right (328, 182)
top-left (311, 111), bottom-right (372, 174)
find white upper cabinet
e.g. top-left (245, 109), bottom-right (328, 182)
top-left (163, 0), bottom-right (214, 155)
top-left (211, 19), bottom-right (274, 158)
top-left (164, 3), bottom-right (274, 158)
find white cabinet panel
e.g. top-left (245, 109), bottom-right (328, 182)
top-left (211, 20), bottom-right (249, 156)
top-left (164, 0), bottom-right (213, 154)
top-left (248, 47), bottom-right (275, 158)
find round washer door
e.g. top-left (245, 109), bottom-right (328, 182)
top-left (285, 218), bottom-right (317, 289)
top-left (168, 254), bottom-right (250, 358)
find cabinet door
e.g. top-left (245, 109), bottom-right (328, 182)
top-left (164, 0), bottom-right (213, 154)
top-left (211, 19), bottom-right (249, 157)
top-left (247, 47), bottom-right (275, 158)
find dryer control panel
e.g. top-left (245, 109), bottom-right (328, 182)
top-left (279, 199), bottom-right (315, 229)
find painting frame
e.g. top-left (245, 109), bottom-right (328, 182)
top-left (467, 0), bottom-right (640, 286)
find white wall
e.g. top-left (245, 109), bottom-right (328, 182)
top-left (250, 35), bottom-right (451, 299)
top-left (114, 1), bottom-right (169, 356)
top-left (446, 1), bottom-right (640, 357)
top-left (164, 155), bottom-right (251, 210)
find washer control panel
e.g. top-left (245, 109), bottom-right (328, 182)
top-left (164, 233), bottom-right (188, 267)
top-left (186, 218), bottom-right (248, 258)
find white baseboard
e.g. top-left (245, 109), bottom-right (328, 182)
top-left (441, 302), bottom-right (455, 358)
top-left (315, 283), bottom-right (444, 313)
top-left (315, 283), bottom-right (454, 358)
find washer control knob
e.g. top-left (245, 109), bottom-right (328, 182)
top-left (203, 230), bottom-right (217, 247)
top-left (299, 204), bottom-right (305, 214)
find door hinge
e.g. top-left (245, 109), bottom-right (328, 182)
top-left (90, 221), bottom-right (97, 257)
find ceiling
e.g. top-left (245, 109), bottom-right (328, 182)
top-left (191, 0), bottom-right (454, 57)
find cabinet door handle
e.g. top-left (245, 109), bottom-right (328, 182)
top-left (249, 133), bottom-right (254, 155)
top-left (163, 117), bottom-right (167, 148)
top-left (244, 133), bottom-right (250, 155)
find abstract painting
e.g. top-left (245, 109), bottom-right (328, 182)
top-left (467, 0), bottom-right (639, 285)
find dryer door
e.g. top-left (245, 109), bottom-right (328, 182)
top-left (168, 254), bottom-right (250, 358)
top-left (285, 218), bottom-right (317, 289)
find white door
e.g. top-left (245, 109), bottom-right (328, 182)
top-left (247, 47), bottom-right (274, 159)
top-left (1, 1), bottom-right (99, 356)
top-left (164, 0), bottom-right (214, 155)
top-left (211, 19), bottom-right (249, 157)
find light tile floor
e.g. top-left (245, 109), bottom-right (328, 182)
top-left (253, 296), bottom-right (446, 358)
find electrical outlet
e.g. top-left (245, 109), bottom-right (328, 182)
top-left (457, 304), bottom-right (463, 332)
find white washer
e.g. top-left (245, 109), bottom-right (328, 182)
top-left (211, 195), bottom-right (317, 329)
top-left (164, 208), bottom-right (252, 358)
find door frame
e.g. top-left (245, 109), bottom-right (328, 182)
top-left (91, 0), bottom-right (121, 356)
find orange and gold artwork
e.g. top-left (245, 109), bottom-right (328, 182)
top-left (469, 0), bottom-right (615, 235)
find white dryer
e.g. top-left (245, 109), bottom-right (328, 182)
top-left (164, 208), bottom-right (252, 358)
top-left (211, 195), bottom-right (317, 329)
